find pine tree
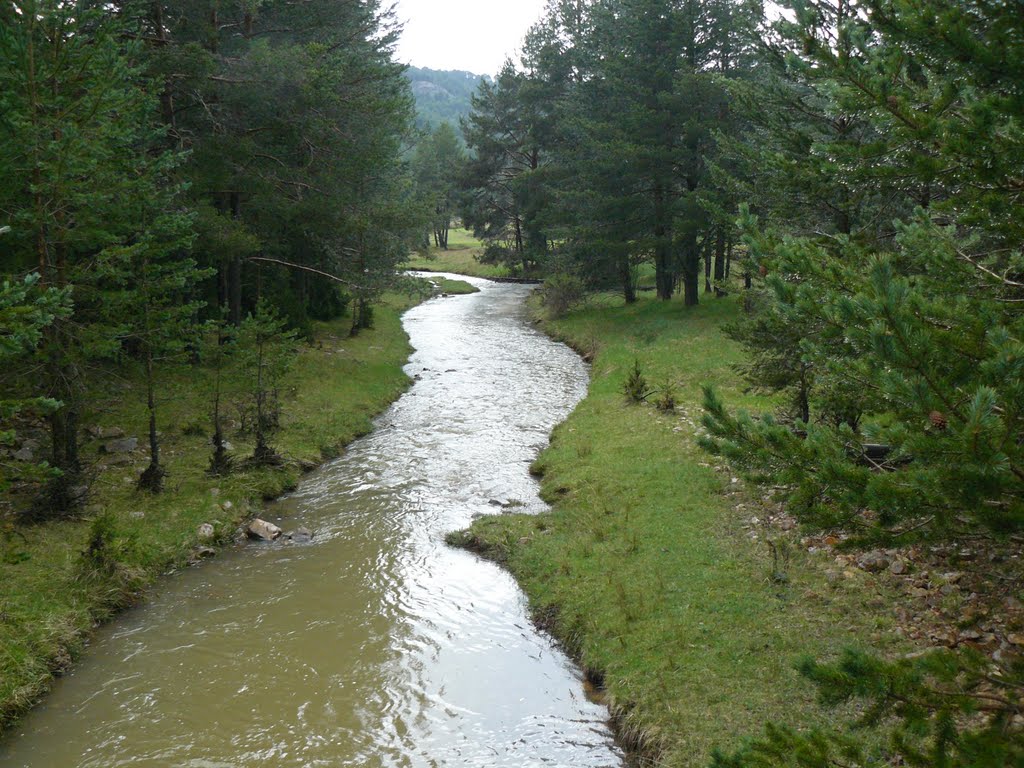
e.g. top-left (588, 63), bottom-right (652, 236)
top-left (702, 0), bottom-right (1024, 541)
top-left (711, 647), bottom-right (1024, 768)
top-left (101, 192), bottom-right (202, 493)
top-left (460, 62), bottom-right (548, 275)
top-left (236, 301), bottom-right (297, 466)
top-left (0, 1), bottom-right (195, 512)
top-left (0, 273), bottom-right (70, 493)
top-left (413, 123), bottom-right (466, 250)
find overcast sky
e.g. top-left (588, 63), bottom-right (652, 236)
top-left (392, 0), bottom-right (550, 76)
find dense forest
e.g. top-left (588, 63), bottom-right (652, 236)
top-left (3, 0), bottom-right (1024, 763)
top-left (0, 0), bottom-right (432, 502)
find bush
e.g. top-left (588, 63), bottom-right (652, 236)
top-left (539, 273), bottom-right (586, 319)
top-left (622, 359), bottom-right (651, 403)
top-left (654, 381), bottom-right (677, 412)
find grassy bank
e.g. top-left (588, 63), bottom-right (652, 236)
top-left (413, 274), bottom-right (481, 295)
top-left (0, 281), bottom-right (468, 731)
top-left (451, 292), bottom-right (907, 766)
top-left (404, 228), bottom-right (511, 278)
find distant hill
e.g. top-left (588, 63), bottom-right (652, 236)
top-left (405, 66), bottom-right (489, 132)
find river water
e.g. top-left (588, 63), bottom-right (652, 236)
top-left (0, 275), bottom-right (623, 768)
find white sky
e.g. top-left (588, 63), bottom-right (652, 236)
top-left (392, 0), bottom-right (550, 76)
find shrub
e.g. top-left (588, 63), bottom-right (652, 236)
top-left (622, 359), bottom-right (651, 403)
top-left (539, 273), bottom-right (586, 319)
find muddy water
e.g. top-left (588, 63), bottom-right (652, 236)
top-left (0, 275), bottom-right (623, 768)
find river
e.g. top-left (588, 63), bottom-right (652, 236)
top-left (0, 275), bottom-right (624, 768)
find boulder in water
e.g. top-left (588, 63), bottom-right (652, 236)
top-left (247, 518), bottom-right (282, 541)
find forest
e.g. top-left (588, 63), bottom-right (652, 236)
top-left (2, 0), bottom-right (1023, 765)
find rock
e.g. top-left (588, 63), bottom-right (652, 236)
top-left (68, 485), bottom-right (89, 504)
top-left (88, 426), bottom-right (125, 439)
top-left (942, 571), bottom-right (964, 584)
top-left (889, 559), bottom-right (907, 575)
top-left (197, 523), bottom-right (215, 540)
top-left (291, 527), bottom-right (313, 543)
top-left (21, 438), bottom-right (40, 450)
top-left (13, 447), bottom-right (35, 462)
top-left (194, 547), bottom-right (216, 558)
top-left (247, 518), bottom-right (281, 541)
top-left (488, 499), bottom-right (503, 507)
top-left (1007, 633), bottom-right (1024, 646)
top-left (857, 550), bottom-right (891, 572)
top-left (101, 437), bottom-right (138, 454)
top-left (222, 500), bottom-right (233, 510)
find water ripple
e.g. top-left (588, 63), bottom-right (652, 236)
top-left (0, 276), bottom-right (622, 768)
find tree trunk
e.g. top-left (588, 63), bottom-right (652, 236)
top-left (228, 191), bottom-right (242, 325)
top-left (138, 347), bottom-right (165, 492)
top-left (681, 231), bottom-right (700, 307)
top-left (653, 184), bottom-right (673, 300)
top-left (208, 326), bottom-right (232, 476)
top-left (714, 227), bottom-right (726, 282)
top-left (151, 3), bottom-right (175, 131)
top-left (704, 234), bottom-right (713, 293)
top-left (621, 258), bottom-right (636, 304)
top-left (725, 238), bottom-right (732, 278)
top-left (209, 8), bottom-right (219, 53)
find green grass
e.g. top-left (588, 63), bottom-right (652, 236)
top-left (0, 290), bottom-right (427, 732)
top-left (452, 291), bottom-right (906, 766)
top-left (404, 228), bottom-right (511, 278)
top-left (418, 275), bottom-right (480, 295)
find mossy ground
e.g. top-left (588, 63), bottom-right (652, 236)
top-left (0, 279), bottom-right (472, 732)
top-left (453, 290), bottom-right (908, 766)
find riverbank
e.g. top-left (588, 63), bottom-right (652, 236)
top-left (0, 282), bottom-right (469, 732)
top-left (450, 292), bottom-right (912, 766)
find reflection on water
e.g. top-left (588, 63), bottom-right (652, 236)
top-left (0, 275), bottom-right (623, 768)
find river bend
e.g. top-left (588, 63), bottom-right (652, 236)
top-left (0, 275), bottom-right (623, 768)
